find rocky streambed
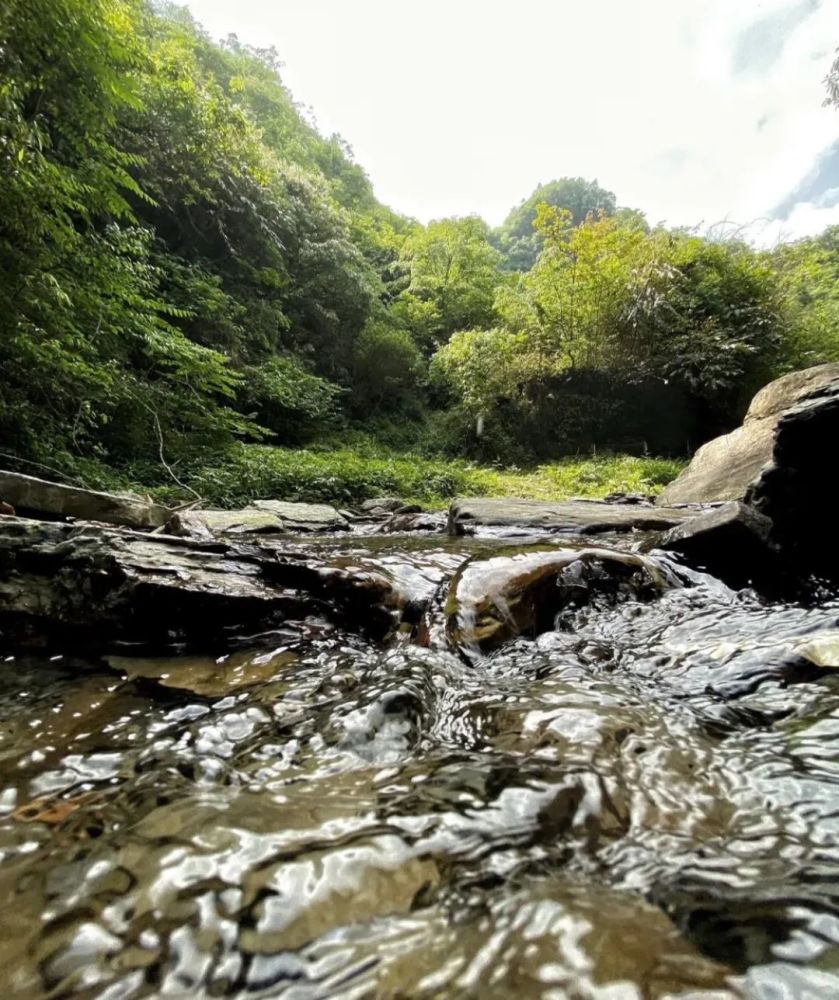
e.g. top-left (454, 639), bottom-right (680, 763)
top-left (2, 366), bottom-right (839, 998)
top-left (1, 522), bottom-right (839, 998)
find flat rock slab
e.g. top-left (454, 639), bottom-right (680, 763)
top-left (0, 518), bottom-right (393, 654)
top-left (170, 508), bottom-right (285, 539)
top-left (448, 498), bottom-right (696, 537)
top-left (251, 501), bottom-right (349, 532)
top-left (170, 502), bottom-right (349, 539)
top-left (0, 470), bottom-right (169, 529)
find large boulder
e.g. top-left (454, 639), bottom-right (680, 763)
top-left (747, 379), bottom-right (839, 580)
top-left (658, 363), bottom-right (839, 506)
top-left (656, 364), bottom-right (839, 584)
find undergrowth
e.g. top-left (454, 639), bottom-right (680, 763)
top-left (103, 444), bottom-right (684, 509)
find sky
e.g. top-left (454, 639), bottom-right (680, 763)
top-left (182, 0), bottom-right (839, 243)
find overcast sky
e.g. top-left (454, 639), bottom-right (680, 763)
top-left (183, 0), bottom-right (839, 243)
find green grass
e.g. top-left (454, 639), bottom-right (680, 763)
top-left (137, 444), bottom-right (685, 510)
top-left (463, 453), bottom-right (685, 504)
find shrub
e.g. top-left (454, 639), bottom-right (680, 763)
top-left (236, 357), bottom-right (343, 443)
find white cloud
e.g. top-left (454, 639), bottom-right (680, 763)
top-left (182, 0), bottom-right (839, 240)
top-left (745, 202), bottom-right (839, 248)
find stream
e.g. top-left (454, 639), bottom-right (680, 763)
top-left (2, 529), bottom-right (839, 998)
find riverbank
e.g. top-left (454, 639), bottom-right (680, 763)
top-left (66, 444), bottom-right (685, 510)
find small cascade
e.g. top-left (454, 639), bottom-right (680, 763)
top-left (1, 530), bottom-right (839, 997)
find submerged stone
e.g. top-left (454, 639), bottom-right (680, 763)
top-left (107, 648), bottom-right (299, 697)
top-left (791, 631), bottom-right (839, 669)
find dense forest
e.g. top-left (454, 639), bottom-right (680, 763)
top-left (2, 0), bottom-right (839, 504)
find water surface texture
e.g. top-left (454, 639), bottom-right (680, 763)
top-left (2, 533), bottom-right (839, 998)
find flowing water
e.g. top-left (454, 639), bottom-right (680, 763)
top-left (2, 530), bottom-right (839, 998)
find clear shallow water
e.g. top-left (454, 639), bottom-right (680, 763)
top-left (1, 534), bottom-right (839, 997)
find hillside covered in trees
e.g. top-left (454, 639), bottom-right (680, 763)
top-left (3, 0), bottom-right (839, 504)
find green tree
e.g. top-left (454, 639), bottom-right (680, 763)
top-left (0, 0), bottom-right (389, 475)
top-left (771, 227), bottom-right (839, 370)
top-left (393, 216), bottom-right (502, 352)
top-left (495, 177), bottom-right (620, 270)
top-left (350, 322), bottom-right (425, 414)
top-left (0, 0), bottom-right (245, 464)
top-left (237, 356), bottom-right (342, 443)
top-left (432, 209), bottom-right (786, 457)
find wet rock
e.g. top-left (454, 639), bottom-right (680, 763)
top-left (169, 501), bottom-right (349, 540)
top-left (790, 630), bottom-right (839, 669)
top-left (446, 545), bottom-right (680, 657)
top-left (603, 491), bottom-right (656, 505)
top-left (657, 501), bottom-right (779, 591)
top-left (0, 518), bottom-right (398, 653)
top-left (169, 507), bottom-right (285, 539)
top-left (448, 497), bottom-right (695, 537)
top-left (361, 498), bottom-right (406, 514)
top-left (377, 511), bottom-right (447, 534)
top-left (0, 469), bottom-right (169, 529)
top-left (747, 381), bottom-right (839, 581)
top-left (658, 363), bottom-right (839, 506)
top-left (250, 500), bottom-right (349, 532)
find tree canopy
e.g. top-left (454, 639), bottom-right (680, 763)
top-left (1, 1), bottom-right (838, 482)
top-left (494, 177), bottom-right (619, 271)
